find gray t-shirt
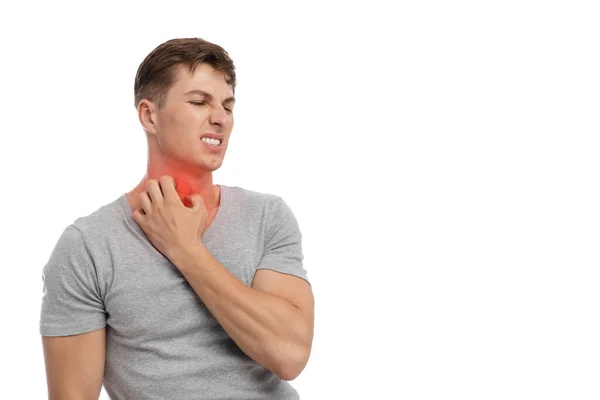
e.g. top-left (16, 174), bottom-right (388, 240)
top-left (39, 184), bottom-right (309, 400)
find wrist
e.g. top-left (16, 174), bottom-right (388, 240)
top-left (170, 242), bottom-right (207, 270)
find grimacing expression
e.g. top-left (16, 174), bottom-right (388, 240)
top-left (152, 63), bottom-right (235, 171)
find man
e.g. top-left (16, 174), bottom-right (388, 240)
top-left (40, 37), bottom-right (314, 400)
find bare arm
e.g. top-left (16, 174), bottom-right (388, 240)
top-left (172, 244), bottom-right (314, 381)
top-left (42, 327), bottom-right (106, 400)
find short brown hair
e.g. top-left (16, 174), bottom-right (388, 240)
top-left (133, 37), bottom-right (236, 109)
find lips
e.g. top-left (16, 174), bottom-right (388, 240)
top-left (201, 139), bottom-right (223, 152)
top-left (201, 133), bottom-right (224, 140)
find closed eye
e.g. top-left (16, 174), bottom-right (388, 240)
top-left (190, 101), bottom-right (233, 113)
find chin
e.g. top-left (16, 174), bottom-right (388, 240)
top-left (199, 159), bottom-right (223, 171)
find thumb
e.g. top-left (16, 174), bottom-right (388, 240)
top-left (186, 194), bottom-right (204, 210)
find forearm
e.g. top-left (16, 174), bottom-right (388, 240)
top-left (171, 244), bottom-right (309, 379)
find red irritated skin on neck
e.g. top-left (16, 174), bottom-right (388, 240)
top-left (146, 170), bottom-right (216, 209)
top-left (129, 158), bottom-right (221, 214)
top-left (172, 176), bottom-right (195, 208)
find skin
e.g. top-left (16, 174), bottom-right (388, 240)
top-left (126, 62), bottom-right (235, 229)
top-left (127, 63), bottom-right (314, 380)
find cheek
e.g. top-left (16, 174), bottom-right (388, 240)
top-left (164, 109), bottom-right (198, 135)
top-left (167, 110), bottom-right (186, 127)
top-left (182, 108), bottom-right (209, 127)
top-left (226, 116), bottom-right (234, 131)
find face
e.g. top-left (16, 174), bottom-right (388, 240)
top-left (143, 63), bottom-right (235, 172)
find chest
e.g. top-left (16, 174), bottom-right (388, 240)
top-left (103, 218), bottom-right (265, 338)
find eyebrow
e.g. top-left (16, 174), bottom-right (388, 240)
top-left (184, 89), bottom-right (235, 104)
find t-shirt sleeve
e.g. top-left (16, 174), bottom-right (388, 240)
top-left (39, 224), bottom-right (107, 336)
top-left (256, 196), bottom-right (310, 285)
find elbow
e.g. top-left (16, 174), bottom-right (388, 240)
top-left (277, 364), bottom-right (302, 381)
top-left (274, 345), bottom-right (311, 381)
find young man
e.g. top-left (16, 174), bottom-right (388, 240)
top-left (40, 38), bottom-right (314, 399)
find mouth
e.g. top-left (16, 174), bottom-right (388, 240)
top-left (200, 137), bottom-right (223, 151)
top-left (201, 133), bottom-right (224, 140)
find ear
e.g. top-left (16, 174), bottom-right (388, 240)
top-left (138, 99), bottom-right (158, 135)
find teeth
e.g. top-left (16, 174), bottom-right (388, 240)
top-left (201, 137), bottom-right (221, 146)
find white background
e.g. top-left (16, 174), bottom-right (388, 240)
top-left (1, 1), bottom-right (599, 399)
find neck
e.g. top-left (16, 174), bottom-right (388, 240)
top-left (127, 153), bottom-right (219, 211)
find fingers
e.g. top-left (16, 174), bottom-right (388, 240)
top-left (142, 175), bottom-right (185, 211)
top-left (187, 194), bottom-right (205, 211)
top-left (132, 207), bottom-right (145, 223)
top-left (139, 191), bottom-right (152, 215)
top-left (146, 179), bottom-right (163, 207)
top-left (159, 175), bottom-right (181, 205)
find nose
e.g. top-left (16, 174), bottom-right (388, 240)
top-left (209, 105), bottom-right (229, 127)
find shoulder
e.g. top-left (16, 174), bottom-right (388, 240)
top-left (224, 184), bottom-right (279, 202)
top-left (222, 184), bottom-right (283, 215)
top-left (69, 195), bottom-right (124, 244)
top-left (225, 185), bottom-right (301, 236)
